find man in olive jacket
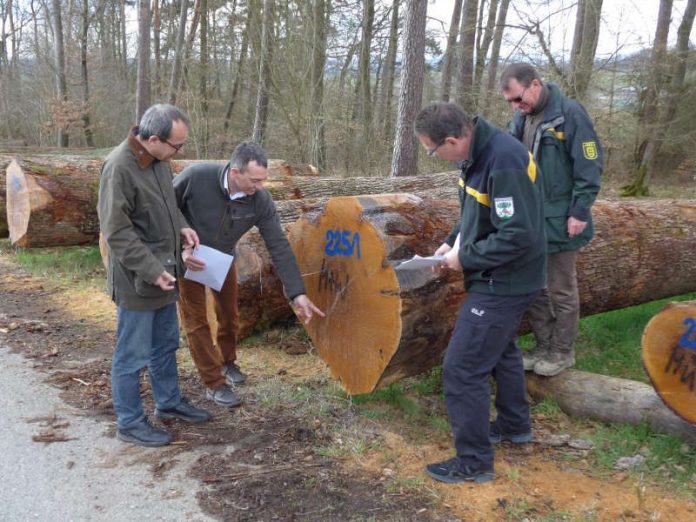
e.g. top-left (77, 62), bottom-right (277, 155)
top-left (415, 102), bottom-right (546, 484)
top-left (501, 63), bottom-right (603, 377)
top-left (174, 141), bottom-right (324, 407)
top-left (98, 104), bottom-right (211, 448)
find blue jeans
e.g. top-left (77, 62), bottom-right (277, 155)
top-left (443, 291), bottom-right (538, 471)
top-left (112, 303), bottom-right (182, 429)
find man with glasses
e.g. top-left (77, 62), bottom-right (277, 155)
top-left (173, 141), bottom-right (324, 407)
top-left (500, 63), bottom-right (603, 377)
top-left (98, 104), bottom-right (212, 447)
top-left (415, 102), bottom-right (546, 483)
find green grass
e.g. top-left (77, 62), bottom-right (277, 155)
top-left (10, 245), bottom-right (104, 282)
top-left (575, 292), bottom-right (696, 382)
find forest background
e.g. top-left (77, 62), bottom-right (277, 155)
top-left (0, 0), bottom-right (694, 196)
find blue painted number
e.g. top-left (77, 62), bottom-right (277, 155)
top-left (324, 229), bottom-right (361, 259)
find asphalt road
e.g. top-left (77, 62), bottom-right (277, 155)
top-left (0, 344), bottom-right (215, 522)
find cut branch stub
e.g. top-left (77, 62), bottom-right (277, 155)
top-left (288, 193), bottom-right (465, 395)
top-left (642, 300), bottom-right (696, 425)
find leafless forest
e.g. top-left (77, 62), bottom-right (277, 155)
top-left (0, 0), bottom-right (694, 193)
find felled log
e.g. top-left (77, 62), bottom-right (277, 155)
top-left (170, 158), bottom-right (321, 178)
top-left (3, 154), bottom-right (454, 246)
top-left (287, 195), bottom-right (696, 395)
top-left (0, 155), bottom-right (12, 237)
top-left (642, 300), bottom-right (696, 425)
top-left (6, 156), bottom-right (103, 247)
top-left (526, 370), bottom-right (696, 441)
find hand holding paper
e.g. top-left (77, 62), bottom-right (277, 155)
top-left (183, 244), bottom-right (234, 292)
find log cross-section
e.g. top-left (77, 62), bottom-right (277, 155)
top-left (288, 195), bottom-right (696, 395)
top-left (642, 300), bottom-right (696, 425)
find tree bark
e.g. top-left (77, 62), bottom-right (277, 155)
top-left (50, 0), bottom-right (69, 147)
top-left (456, 0), bottom-right (478, 112)
top-left (568, 0), bottom-right (603, 100)
top-left (377, 0), bottom-right (399, 138)
top-left (252, 0), bottom-right (273, 145)
top-left (287, 195), bottom-right (696, 394)
top-left (440, 0), bottom-right (462, 102)
top-left (481, 0), bottom-right (509, 112)
top-left (642, 300), bottom-right (696, 426)
top-left (135, 0), bottom-right (151, 123)
top-left (390, 0), bottom-right (427, 177)
top-left (168, 0), bottom-right (189, 105)
top-left (526, 370), bottom-right (695, 441)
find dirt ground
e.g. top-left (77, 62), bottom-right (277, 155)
top-left (1, 252), bottom-right (695, 522)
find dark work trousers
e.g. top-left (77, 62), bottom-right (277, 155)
top-left (443, 290), bottom-right (538, 471)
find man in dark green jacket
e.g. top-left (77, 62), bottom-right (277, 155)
top-left (98, 104), bottom-right (211, 447)
top-left (174, 141), bottom-right (324, 407)
top-left (415, 102), bottom-right (546, 484)
top-left (501, 63), bottom-right (603, 376)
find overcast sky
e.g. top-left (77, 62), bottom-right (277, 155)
top-left (426, 0), bottom-right (686, 60)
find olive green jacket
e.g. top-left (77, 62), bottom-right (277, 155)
top-left (97, 129), bottom-right (188, 310)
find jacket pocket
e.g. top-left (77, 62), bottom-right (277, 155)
top-left (134, 256), bottom-right (177, 298)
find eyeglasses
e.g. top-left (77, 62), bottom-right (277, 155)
top-left (506, 86), bottom-right (529, 104)
top-left (426, 140), bottom-right (446, 157)
top-left (163, 138), bottom-right (185, 152)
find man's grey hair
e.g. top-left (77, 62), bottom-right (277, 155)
top-left (230, 141), bottom-right (268, 171)
top-left (138, 104), bottom-right (190, 140)
top-left (414, 102), bottom-right (472, 143)
top-left (499, 63), bottom-right (542, 90)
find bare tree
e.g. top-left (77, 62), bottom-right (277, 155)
top-left (441, 0), bottom-right (463, 101)
top-left (391, 0), bottom-right (427, 177)
top-left (80, 0), bottom-right (94, 146)
top-left (51, 0), bottom-right (69, 146)
top-left (135, 0), bottom-right (151, 122)
top-left (481, 0), bottom-right (510, 112)
top-left (376, 0), bottom-right (399, 137)
top-left (309, 0), bottom-right (329, 169)
top-left (168, 0), bottom-right (189, 104)
top-left (569, 0), bottom-right (603, 100)
top-left (456, 0), bottom-right (478, 112)
top-left (623, 0), bottom-right (696, 195)
top-left (252, 0), bottom-right (273, 144)
top-left (355, 0), bottom-right (375, 136)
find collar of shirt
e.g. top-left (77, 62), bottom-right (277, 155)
top-left (222, 170), bottom-right (247, 200)
top-left (127, 126), bottom-right (158, 169)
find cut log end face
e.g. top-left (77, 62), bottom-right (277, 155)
top-left (289, 196), bottom-right (404, 396)
top-left (642, 301), bottom-right (696, 424)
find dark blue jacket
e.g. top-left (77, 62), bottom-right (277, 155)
top-left (448, 116), bottom-right (547, 296)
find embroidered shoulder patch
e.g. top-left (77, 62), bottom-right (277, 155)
top-left (582, 141), bottom-right (598, 160)
top-left (494, 197), bottom-right (514, 220)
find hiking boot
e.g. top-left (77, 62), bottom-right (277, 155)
top-left (425, 457), bottom-right (494, 484)
top-left (489, 422), bottom-right (533, 444)
top-left (117, 417), bottom-right (171, 447)
top-left (206, 384), bottom-right (242, 407)
top-left (222, 363), bottom-right (247, 385)
top-left (522, 346), bottom-right (548, 371)
top-left (155, 397), bottom-right (212, 423)
top-left (533, 351), bottom-right (575, 377)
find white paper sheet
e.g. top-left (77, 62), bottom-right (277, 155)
top-left (394, 254), bottom-right (444, 271)
top-left (183, 244), bottom-right (234, 292)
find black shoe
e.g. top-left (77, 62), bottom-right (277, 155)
top-left (489, 422), bottom-right (533, 444)
top-left (155, 397), bottom-right (211, 423)
top-left (425, 457), bottom-right (494, 484)
top-left (222, 363), bottom-right (247, 385)
top-left (117, 417), bottom-right (171, 447)
top-left (206, 384), bottom-right (242, 407)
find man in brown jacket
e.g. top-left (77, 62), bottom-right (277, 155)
top-left (98, 104), bottom-right (211, 447)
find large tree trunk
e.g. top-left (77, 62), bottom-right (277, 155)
top-left (287, 195), bottom-right (696, 395)
top-left (390, 0), bottom-right (427, 177)
top-left (642, 300), bottom-right (696, 426)
top-left (0, 155), bottom-right (11, 237)
top-left (526, 370), bottom-right (695, 441)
